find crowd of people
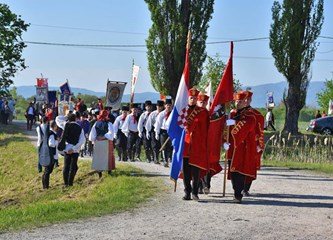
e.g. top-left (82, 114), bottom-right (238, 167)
top-left (34, 90), bottom-right (265, 204)
top-left (0, 96), bottom-right (16, 125)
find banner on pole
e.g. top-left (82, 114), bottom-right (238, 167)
top-left (266, 91), bottom-right (275, 108)
top-left (59, 81), bottom-right (72, 95)
top-left (130, 64), bottom-right (140, 103)
top-left (106, 81), bottom-right (127, 109)
top-left (36, 86), bottom-right (48, 103)
top-left (37, 78), bottom-right (48, 87)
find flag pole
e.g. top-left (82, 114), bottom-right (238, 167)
top-left (223, 102), bottom-right (231, 197)
top-left (130, 59), bottom-right (134, 110)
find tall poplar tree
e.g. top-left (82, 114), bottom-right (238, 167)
top-left (269, 0), bottom-right (324, 134)
top-left (0, 4), bottom-right (29, 96)
top-left (145, 0), bottom-right (214, 99)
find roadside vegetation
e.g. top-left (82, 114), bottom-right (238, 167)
top-left (0, 125), bottom-right (161, 232)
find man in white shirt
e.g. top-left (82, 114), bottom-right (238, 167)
top-left (122, 103), bottom-right (139, 162)
top-left (155, 99), bottom-right (173, 167)
top-left (113, 106), bottom-right (129, 161)
top-left (138, 100), bottom-right (153, 162)
top-left (146, 100), bottom-right (165, 164)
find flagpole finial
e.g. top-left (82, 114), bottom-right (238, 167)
top-left (186, 31), bottom-right (191, 49)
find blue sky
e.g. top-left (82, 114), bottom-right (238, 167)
top-left (2, 0), bottom-right (333, 95)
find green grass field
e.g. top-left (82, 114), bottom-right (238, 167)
top-left (0, 125), bottom-right (162, 232)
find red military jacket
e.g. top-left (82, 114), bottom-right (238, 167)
top-left (183, 105), bottom-right (209, 171)
top-left (248, 107), bottom-right (265, 170)
top-left (227, 107), bottom-right (257, 179)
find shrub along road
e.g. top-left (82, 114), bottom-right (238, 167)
top-left (2, 121), bottom-right (333, 239)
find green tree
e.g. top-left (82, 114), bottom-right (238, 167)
top-left (316, 75), bottom-right (333, 110)
top-left (269, 0), bottom-right (324, 134)
top-left (0, 4), bottom-right (29, 96)
top-left (200, 53), bottom-right (242, 94)
top-left (145, 0), bottom-right (214, 99)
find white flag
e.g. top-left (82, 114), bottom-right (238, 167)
top-left (204, 81), bottom-right (213, 110)
top-left (130, 64), bottom-right (140, 103)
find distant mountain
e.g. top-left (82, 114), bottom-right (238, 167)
top-left (14, 81), bottom-right (325, 108)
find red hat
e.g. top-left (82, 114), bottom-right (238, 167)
top-left (198, 93), bottom-right (209, 102)
top-left (233, 90), bottom-right (253, 100)
top-left (188, 87), bottom-right (200, 97)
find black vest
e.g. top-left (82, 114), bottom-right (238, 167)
top-left (65, 122), bottom-right (82, 145)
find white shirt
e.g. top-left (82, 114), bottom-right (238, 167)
top-left (49, 129), bottom-right (59, 160)
top-left (155, 110), bottom-right (171, 135)
top-left (145, 110), bottom-right (161, 132)
top-left (138, 111), bottom-right (151, 134)
top-left (266, 111), bottom-right (273, 122)
top-left (89, 121), bottom-right (114, 143)
top-left (122, 114), bottom-right (138, 134)
top-left (113, 115), bottom-right (126, 133)
top-left (64, 122), bottom-right (85, 153)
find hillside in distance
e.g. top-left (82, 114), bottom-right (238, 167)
top-left (14, 81), bottom-right (325, 108)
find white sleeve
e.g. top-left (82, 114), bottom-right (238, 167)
top-left (121, 115), bottom-right (130, 134)
top-left (138, 113), bottom-right (145, 133)
top-left (104, 122), bottom-right (114, 140)
top-left (36, 126), bottom-right (42, 146)
top-left (89, 122), bottom-right (97, 142)
top-left (73, 129), bottom-right (85, 152)
top-left (145, 113), bottom-right (153, 132)
top-left (48, 134), bottom-right (57, 148)
top-left (154, 112), bottom-right (163, 135)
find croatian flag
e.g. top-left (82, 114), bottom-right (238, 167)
top-left (168, 47), bottom-right (190, 182)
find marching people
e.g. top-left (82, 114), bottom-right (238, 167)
top-left (58, 113), bottom-right (85, 187)
top-left (182, 88), bottom-right (209, 201)
top-left (196, 92), bottom-right (214, 194)
top-left (122, 103), bottom-right (139, 162)
top-left (138, 100), bottom-right (154, 162)
top-left (114, 106), bottom-right (129, 161)
top-left (224, 90), bottom-right (258, 203)
top-left (242, 90), bottom-right (265, 196)
top-left (49, 120), bottom-right (60, 168)
top-left (36, 116), bottom-right (54, 189)
top-left (25, 102), bottom-right (37, 130)
top-left (155, 98), bottom-right (173, 167)
top-left (146, 100), bottom-right (165, 164)
top-left (265, 108), bottom-right (276, 131)
top-left (89, 110), bottom-right (115, 177)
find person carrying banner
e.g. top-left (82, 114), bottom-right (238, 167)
top-left (138, 100), bottom-right (154, 162)
top-left (155, 98), bottom-right (173, 167)
top-left (265, 108), bottom-right (276, 131)
top-left (182, 88), bottom-right (209, 201)
top-left (89, 110), bottom-right (115, 177)
top-left (146, 100), bottom-right (165, 164)
top-left (122, 103), bottom-right (139, 162)
top-left (225, 90), bottom-right (257, 203)
top-left (114, 106), bottom-right (129, 161)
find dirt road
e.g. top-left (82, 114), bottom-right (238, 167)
top-left (1, 120), bottom-right (333, 239)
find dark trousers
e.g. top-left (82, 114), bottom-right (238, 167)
top-left (142, 129), bottom-right (153, 162)
top-left (150, 130), bottom-right (161, 162)
top-left (127, 131), bottom-right (138, 161)
top-left (267, 121), bottom-right (276, 131)
top-left (160, 130), bottom-right (173, 163)
top-left (42, 163), bottom-right (54, 189)
top-left (183, 158), bottom-right (200, 196)
top-left (231, 172), bottom-right (245, 199)
top-left (116, 130), bottom-right (128, 161)
top-left (63, 152), bottom-right (79, 186)
top-left (27, 115), bottom-right (34, 130)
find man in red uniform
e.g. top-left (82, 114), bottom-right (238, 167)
top-left (225, 90), bottom-right (257, 203)
top-left (182, 88), bottom-right (209, 201)
top-left (243, 90), bottom-right (265, 196)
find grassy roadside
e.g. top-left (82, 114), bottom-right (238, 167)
top-left (0, 125), bottom-right (162, 232)
top-left (262, 160), bottom-right (333, 174)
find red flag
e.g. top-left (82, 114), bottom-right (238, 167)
top-left (207, 42), bottom-right (234, 175)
